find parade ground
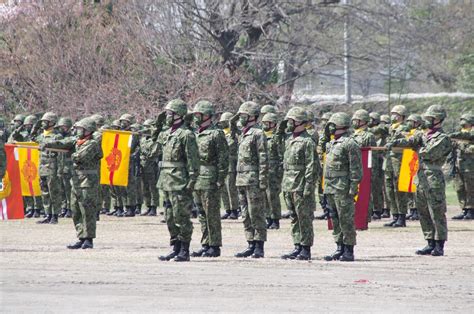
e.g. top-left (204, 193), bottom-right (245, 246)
top-left (1, 205), bottom-right (473, 313)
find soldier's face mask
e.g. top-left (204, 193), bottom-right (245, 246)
top-left (14, 121), bottom-right (22, 129)
top-left (391, 114), bottom-right (402, 123)
top-left (406, 121), bottom-right (415, 129)
top-left (239, 114), bottom-right (249, 127)
top-left (24, 124), bottom-right (32, 132)
top-left (76, 128), bottom-right (85, 139)
top-left (286, 119), bottom-right (296, 132)
top-left (59, 126), bottom-right (69, 136)
top-left (120, 121), bottom-right (130, 130)
top-left (263, 122), bottom-right (275, 132)
top-left (327, 123), bottom-right (337, 135)
top-left (351, 120), bottom-right (360, 129)
top-left (41, 121), bottom-right (50, 129)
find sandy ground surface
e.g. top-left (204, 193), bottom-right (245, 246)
top-left (1, 205), bottom-right (473, 313)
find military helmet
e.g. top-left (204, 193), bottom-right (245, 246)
top-left (219, 112), bottom-right (234, 122)
top-left (40, 112), bottom-right (58, 124)
top-left (130, 123), bottom-right (142, 132)
top-left (261, 105), bottom-right (277, 115)
top-left (406, 113), bottom-right (422, 123)
top-left (285, 107), bottom-right (307, 122)
top-left (13, 114), bottom-right (26, 123)
top-left (75, 117), bottom-right (96, 133)
top-left (238, 101), bottom-right (260, 116)
top-left (193, 100), bottom-right (215, 116)
top-left (391, 105), bottom-right (407, 117)
top-left (424, 105), bottom-right (446, 120)
top-left (352, 109), bottom-right (370, 123)
top-left (306, 110), bottom-right (315, 122)
top-left (119, 113), bottom-right (135, 124)
top-left (369, 112), bottom-right (381, 121)
top-left (460, 112), bottom-right (474, 125)
top-left (143, 119), bottom-right (154, 127)
top-left (165, 99), bottom-right (188, 116)
top-left (380, 114), bottom-right (390, 124)
top-left (24, 115), bottom-right (38, 125)
top-left (90, 114), bottom-right (105, 126)
top-left (111, 119), bottom-right (121, 128)
top-left (261, 113), bottom-right (279, 123)
top-left (328, 112), bottom-right (351, 128)
top-left (57, 117), bottom-right (73, 128)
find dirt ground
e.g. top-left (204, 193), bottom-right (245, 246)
top-left (1, 205), bottom-right (473, 313)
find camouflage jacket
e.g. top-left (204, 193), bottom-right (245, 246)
top-left (139, 136), bottom-right (160, 173)
top-left (370, 124), bottom-right (389, 147)
top-left (324, 133), bottom-right (362, 195)
top-left (57, 133), bottom-right (75, 176)
top-left (194, 125), bottom-right (228, 190)
top-left (7, 128), bottom-right (30, 143)
top-left (36, 130), bottom-right (63, 177)
top-left (156, 124), bottom-right (200, 191)
top-left (450, 129), bottom-right (474, 173)
top-left (235, 125), bottom-right (268, 187)
top-left (383, 123), bottom-right (409, 170)
top-left (223, 128), bottom-right (238, 173)
top-left (264, 130), bottom-right (283, 181)
top-left (281, 130), bottom-right (317, 193)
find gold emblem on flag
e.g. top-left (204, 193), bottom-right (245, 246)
top-left (21, 160), bottom-right (37, 183)
top-left (106, 147), bottom-right (122, 172)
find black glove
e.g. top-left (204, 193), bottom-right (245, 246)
top-left (277, 120), bottom-right (288, 134)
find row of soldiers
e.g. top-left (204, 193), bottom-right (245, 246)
top-left (1, 103), bottom-right (472, 260)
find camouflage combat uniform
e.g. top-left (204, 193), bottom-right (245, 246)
top-left (139, 120), bottom-right (160, 214)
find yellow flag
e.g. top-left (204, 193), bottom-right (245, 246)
top-left (398, 148), bottom-right (419, 193)
top-left (100, 130), bottom-right (132, 186)
top-left (17, 142), bottom-right (41, 196)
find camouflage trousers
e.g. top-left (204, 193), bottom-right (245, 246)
top-left (238, 186), bottom-right (267, 242)
top-left (284, 191), bottom-right (314, 246)
top-left (123, 172), bottom-right (139, 207)
top-left (59, 173), bottom-right (72, 209)
top-left (23, 196), bottom-right (42, 211)
top-left (141, 171), bottom-right (160, 207)
top-left (416, 170), bottom-right (448, 241)
top-left (265, 178), bottom-right (282, 219)
top-left (407, 193), bottom-right (416, 210)
top-left (163, 190), bottom-right (194, 244)
top-left (195, 189), bottom-right (222, 247)
top-left (453, 171), bottom-right (474, 209)
top-left (40, 175), bottom-right (61, 215)
top-left (99, 184), bottom-right (111, 210)
top-left (326, 193), bottom-right (357, 246)
top-left (221, 171), bottom-right (239, 212)
top-left (384, 161), bottom-right (408, 215)
top-left (110, 185), bottom-right (125, 208)
top-left (371, 162), bottom-right (385, 211)
top-left (71, 185), bottom-right (98, 239)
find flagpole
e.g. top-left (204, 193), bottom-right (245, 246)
top-left (13, 144), bottom-right (69, 153)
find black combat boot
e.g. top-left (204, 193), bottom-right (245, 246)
top-left (296, 246), bottom-right (311, 260)
top-left (235, 241), bottom-right (255, 258)
top-left (123, 206), bottom-right (135, 217)
top-left (372, 210), bottom-right (382, 220)
top-left (100, 208), bottom-right (109, 214)
top-left (49, 214), bottom-right (58, 224)
top-left (135, 204), bottom-right (142, 215)
top-left (174, 242), bottom-right (190, 262)
top-left (281, 244), bottom-right (302, 260)
top-left (281, 211), bottom-right (291, 219)
top-left (81, 238), bottom-right (93, 249)
top-left (147, 206), bottom-right (157, 216)
top-left (266, 218), bottom-right (273, 229)
top-left (384, 214), bottom-right (398, 227)
top-left (191, 245), bottom-right (210, 257)
top-left (381, 208), bottom-right (391, 218)
top-left (340, 245), bottom-right (354, 262)
top-left (315, 208), bottom-right (329, 220)
top-left (452, 209), bottom-right (467, 220)
top-left (107, 207), bottom-right (119, 216)
top-left (67, 239), bottom-right (84, 249)
top-left (251, 241), bottom-right (264, 258)
top-left (228, 209), bottom-right (239, 220)
top-left (221, 210), bottom-right (231, 219)
top-left (464, 208), bottom-right (473, 220)
top-left (431, 240), bottom-right (445, 256)
top-left (324, 243), bottom-right (344, 261)
top-left (59, 208), bottom-right (67, 218)
top-left (393, 214), bottom-right (406, 227)
top-left (415, 239), bottom-right (435, 255)
top-left (202, 246), bottom-right (221, 257)
top-left (411, 208), bottom-right (419, 220)
top-left (33, 208), bottom-right (41, 218)
top-left (159, 241), bottom-right (181, 261)
top-left (268, 219), bottom-right (280, 230)
top-left (25, 209), bottom-right (34, 218)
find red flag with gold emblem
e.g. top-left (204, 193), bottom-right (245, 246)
top-left (1, 144), bottom-right (24, 220)
top-left (100, 130), bottom-right (132, 186)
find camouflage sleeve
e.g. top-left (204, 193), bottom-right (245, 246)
top-left (303, 139), bottom-right (317, 195)
top-left (347, 139), bottom-right (363, 194)
top-left (422, 134), bottom-right (452, 162)
top-left (256, 131), bottom-right (269, 186)
top-left (391, 131), bottom-right (423, 149)
top-left (72, 140), bottom-right (102, 165)
top-left (8, 128), bottom-right (25, 143)
top-left (44, 136), bottom-right (76, 150)
top-left (216, 130), bottom-right (228, 186)
top-left (184, 131), bottom-right (200, 187)
top-left (450, 131), bottom-right (474, 141)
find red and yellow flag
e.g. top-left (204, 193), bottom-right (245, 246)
top-left (398, 148), bottom-right (419, 193)
top-left (1, 144), bottom-right (24, 220)
top-left (100, 130), bottom-right (132, 186)
top-left (17, 142), bottom-right (41, 196)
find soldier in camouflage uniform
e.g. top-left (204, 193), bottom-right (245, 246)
top-left (36, 112), bottom-right (63, 224)
top-left (44, 118), bottom-right (103, 249)
top-left (107, 119), bottom-right (126, 216)
top-left (261, 112), bottom-right (283, 230)
top-left (190, 101), bottom-right (228, 258)
top-left (131, 122), bottom-right (144, 215)
top-left (157, 99), bottom-right (199, 262)
top-left (305, 110), bottom-right (321, 216)
top-left (280, 107), bottom-right (318, 260)
top-left (55, 117), bottom-right (74, 218)
top-left (383, 105), bottom-right (410, 228)
top-left (0, 117), bottom-right (6, 182)
top-left (7, 114), bottom-right (26, 143)
top-left (314, 112), bottom-right (333, 220)
top-left (323, 112), bottom-right (362, 262)
top-left (234, 101), bottom-right (268, 259)
top-left (388, 105), bottom-right (452, 256)
top-left (405, 114), bottom-right (423, 221)
top-left (450, 113), bottom-right (474, 220)
top-left (219, 112), bottom-right (240, 220)
top-left (139, 119), bottom-right (160, 216)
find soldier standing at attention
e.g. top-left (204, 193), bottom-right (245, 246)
top-left (314, 112), bottom-right (332, 220)
top-left (0, 117), bottom-right (6, 181)
top-left (368, 112), bottom-right (386, 219)
top-left (404, 114), bottom-right (423, 221)
top-left (191, 101), bottom-right (228, 258)
top-left (388, 105), bottom-right (452, 256)
top-left (323, 112), bottom-right (362, 262)
top-left (280, 107), bottom-right (318, 260)
top-left (234, 101), bottom-right (268, 259)
top-left (157, 99), bottom-right (199, 262)
top-left (56, 117), bottom-right (74, 219)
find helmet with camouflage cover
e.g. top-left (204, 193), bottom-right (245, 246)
top-left (424, 105), bottom-right (446, 120)
top-left (40, 112), bottom-right (58, 124)
top-left (165, 99), bottom-right (188, 117)
top-left (406, 113), bottom-right (422, 123)
top-left (460, 112), bottom-right (474, 125)
top-left (261, 105), bottom-right (277, 115)
top-left (285, 107), bottom-right (307, 122)
top-left (57, 117), bottom-right (73, 128)
top-left (119, 113), bottom-right (135, 124)
top-left (143, 119), bottom-right (154, 128)
top-left (328, 112), bottom-right (351, 128)
top-left (130, 123), bottom-right (143, 132)
top-left (369, 112), bottom-right (381, 121)
top-left (390, 105), bottom-right (407, 117)
top-left (261, 113), bottom-right (279, 124)
top-left (352, 109), bottom-right (370, 123)
top-left (238, 101), bottom-right (260, 117)
top-left (24, 115), bottom-right (38, 125)
top-left (192, 100), bottom-right (215, 116)
top-left (306, 110), bottom-right (316, 122)
top-left (90, 114), bottom-right (105, 127)
top-left (111, 119), bottom-right (121, 128)
top-left (321, 112), bottom-right (332, 121)
top-left (380, 114), bottom-right (390, 124)
top-left (75, 117), bottom-right (96, 133)
top-left (219, 112), bottom-right (234, 122)
top-left (13, 114), bottom-right (26, 123)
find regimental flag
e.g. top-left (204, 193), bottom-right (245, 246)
top-left (100, 130), bottom-right (132, 186)
top-left (328, 148), bottom-right (372, 231)
top-left (17, 142), bottom-right (41, 196)
top-left (398, 148), bottom-right (419, 193)
top-left (1, 144), bottom-right (24, 220)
